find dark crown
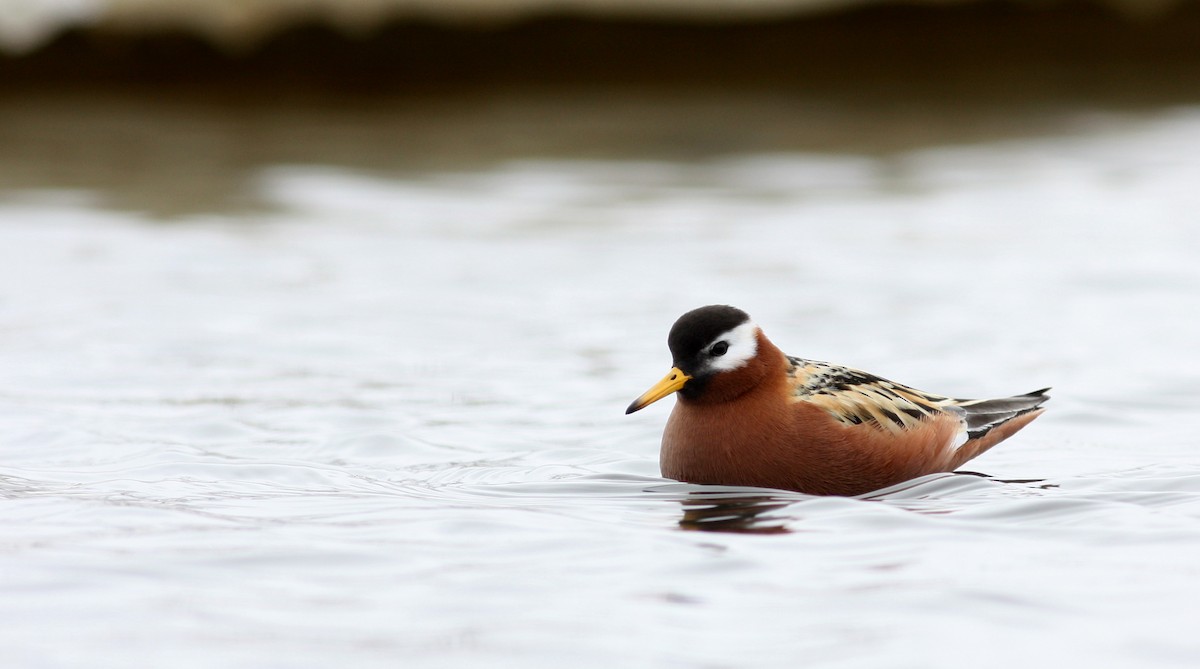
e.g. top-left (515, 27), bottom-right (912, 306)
top-left (667, 305), bottom-right (750, 360)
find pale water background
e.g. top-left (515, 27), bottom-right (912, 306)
top-left (3, 96), bottom-right (1200, 668)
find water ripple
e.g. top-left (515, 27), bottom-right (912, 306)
top-left (6, 115), bottom-right (1200, 667)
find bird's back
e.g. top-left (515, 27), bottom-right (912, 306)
top-left (786, 356), bottom-right (1049, 475)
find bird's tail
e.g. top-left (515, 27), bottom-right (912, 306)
top-left (950, 388), bottom-right (1050, 468)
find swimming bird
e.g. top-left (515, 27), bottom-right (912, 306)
top-left (626, 305), bottom-right (1049, 496)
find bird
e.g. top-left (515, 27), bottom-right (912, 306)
top-left (626, 305), bottom-right (1049, 496)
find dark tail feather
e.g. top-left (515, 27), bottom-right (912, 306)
top-left (961, 388), bottom-right (1050, 439)
top-left (949, 388), bottom-right (1050, 469)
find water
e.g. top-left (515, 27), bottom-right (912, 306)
top-left (3, 100), bottom-right (1200, 668)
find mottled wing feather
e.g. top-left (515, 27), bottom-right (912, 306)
top-left (785, 357), bottom-right (1050, 443)
top-left (785, 357), bottom-right (963, 434)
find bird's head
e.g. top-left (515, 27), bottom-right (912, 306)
top-left (626, 305), bottom-right (764, 414)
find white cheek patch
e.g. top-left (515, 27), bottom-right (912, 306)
top-left (707, 321), bottom-right (759, 372)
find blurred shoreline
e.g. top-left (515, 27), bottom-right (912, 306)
top-left (2, 2), bottom-right (1198, 216)
top-left (2, 3), bottom-right (1199, 92)
top-left (1, 0), bottom-right (1192, 55)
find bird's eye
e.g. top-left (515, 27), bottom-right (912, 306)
top-left (710, 341), bottom-right (729, 357)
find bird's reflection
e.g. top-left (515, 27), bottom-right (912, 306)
top-left (677, 493), bottom-right (796, 534)
top-left (668, 472), bottom-right (1057, 532)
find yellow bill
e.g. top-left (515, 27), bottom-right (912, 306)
top-left (625, 367), bottom-right (691, 414)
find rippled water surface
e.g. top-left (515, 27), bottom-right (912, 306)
top-left (4, 104), bottom-right (1200, 668)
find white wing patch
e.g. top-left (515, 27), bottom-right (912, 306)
top-left (943, 404), bottom-right (970, 451)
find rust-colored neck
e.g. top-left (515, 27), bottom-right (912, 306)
top-left (678, 330), bottom-right (788, 406)
top-left (661, 332), bottom-right (798, 487)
